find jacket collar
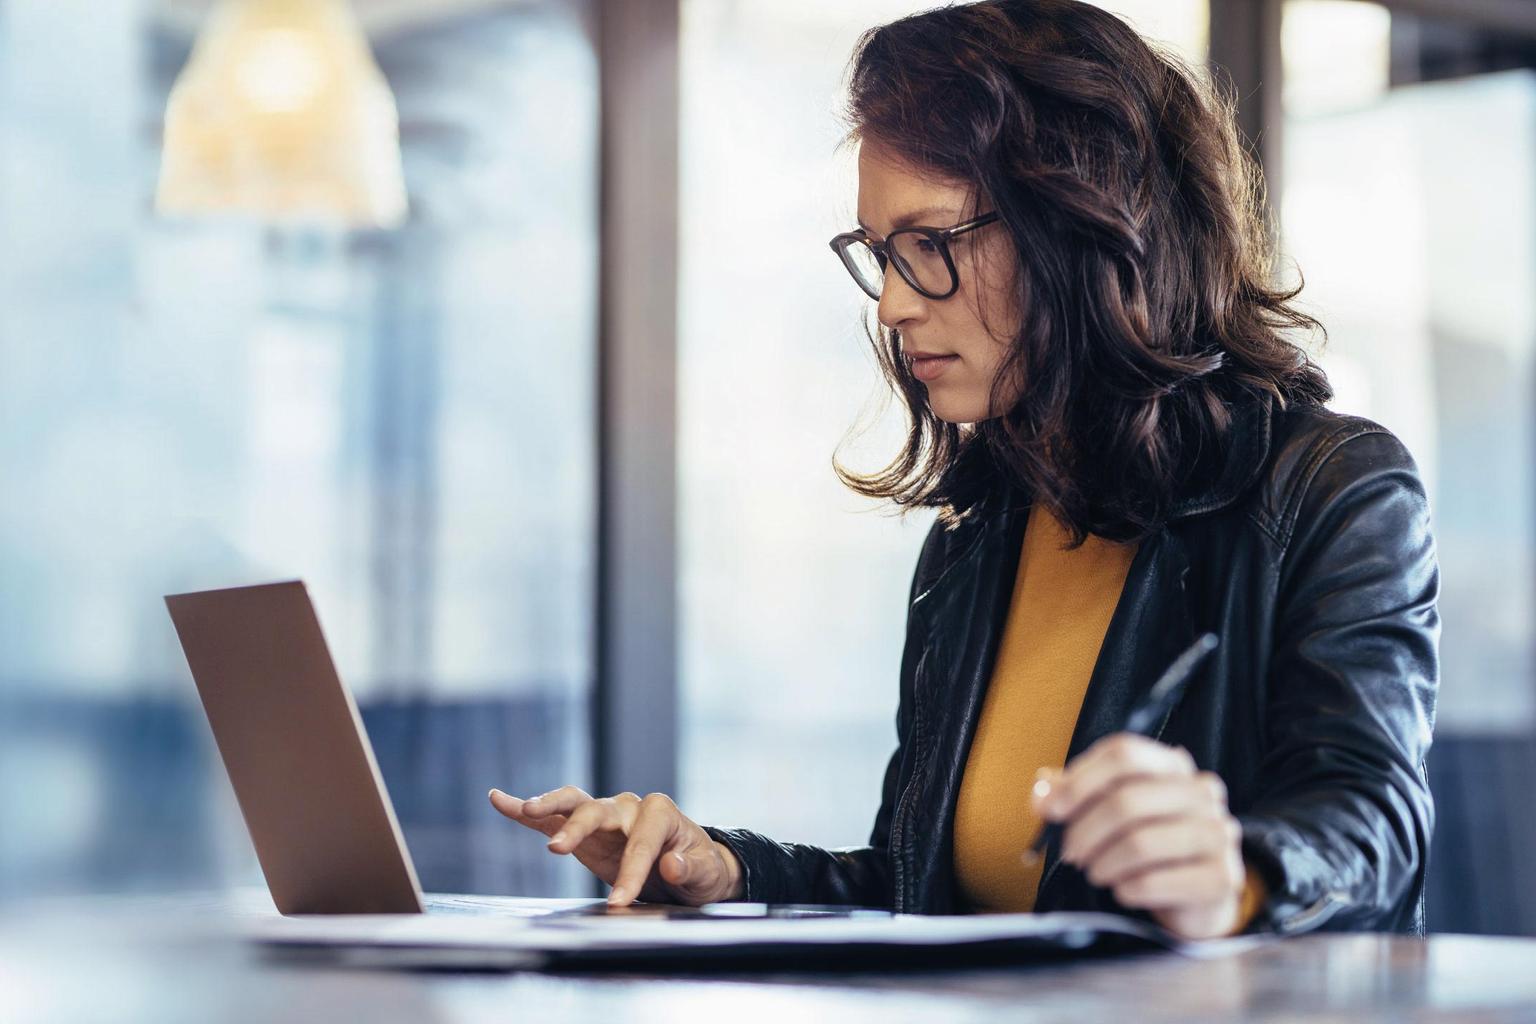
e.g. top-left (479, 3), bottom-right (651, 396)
top-left (1168, 389), bottom-right (1274, 521)
top-left (911, 391), bottom-right (1274, 644)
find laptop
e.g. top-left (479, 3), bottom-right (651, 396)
top-left (164, 579), bottom-right (878, 919)
top-left (164, 580), bottom-right (1212, 968)
top-left (165, 580), bottom-right (429, 916)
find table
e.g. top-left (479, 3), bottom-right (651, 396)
top-left (7, 895), bottom-right (1536, 1023)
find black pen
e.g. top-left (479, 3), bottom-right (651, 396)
top-left (1023, 631), bottom-right (1220, 864)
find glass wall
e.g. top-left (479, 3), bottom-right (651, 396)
top-left (0, 0), bottom-right (598, 901)
top-left (677, 0), bottom-right (1210, 848)
top-left (1280, 0), bottom-right (1536, 934)
top-left (1281, 0), bottom-right (1535, 733)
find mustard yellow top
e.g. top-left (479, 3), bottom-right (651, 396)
top-left (953, 504), bottom-right (1139, 913)
top-left (951, 504), bottom-right (1267, 932)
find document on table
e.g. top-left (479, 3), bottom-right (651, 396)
top-left (244, 902), bottom-right (1267, 969)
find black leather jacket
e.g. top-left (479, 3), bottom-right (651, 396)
top-left (705, 395), bottom-right (1440, 935)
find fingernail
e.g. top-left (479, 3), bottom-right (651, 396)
top-left (1032, 777), bottom-right (1052, 799)
top-left (608, 886), bottom-right (628, 905)
top-left (488, 788), bottom-right (501, 799)
top-left (548, 831), bottom-right (566, 845)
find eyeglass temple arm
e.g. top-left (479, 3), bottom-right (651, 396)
top-left (941, 211), bottom-right (1000, 239)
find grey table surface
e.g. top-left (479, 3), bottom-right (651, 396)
top-left (7, 892), bottom-right (1536, 1023)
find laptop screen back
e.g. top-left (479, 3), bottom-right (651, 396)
top-left (165, 580), bottom-right (424, 915)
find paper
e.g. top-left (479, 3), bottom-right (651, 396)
top-left (244, 899), bottom-right (1267, 965)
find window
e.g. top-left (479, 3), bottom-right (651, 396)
top-left (1281, 0), bottom-right (1536, 733)
top-left (1279, 0), bottom-right (1536, 935)
top-left (0, 0), bottom-right (598, 898)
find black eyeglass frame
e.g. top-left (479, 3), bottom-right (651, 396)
top-left (828, 211), bottom-right (1001, 301)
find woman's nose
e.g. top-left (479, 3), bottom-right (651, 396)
top-left (877, 265), bottom-right (928, 330)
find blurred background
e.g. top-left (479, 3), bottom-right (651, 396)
top-left (0, 0), bottom-right (1531, 936)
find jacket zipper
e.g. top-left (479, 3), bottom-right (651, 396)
top-left (1276, 890), bottom-right (1350, 934)
top-left (1035, 838), bottom-right (1066, 900)
top-left (1151, 562), bottom-right (1196, 745)
top-left (890, 650), bottom-right (931, 914)
top-left (901, 507), bottom-right (1019, 912)
top-left (890, 737), bottom-right (927, 913)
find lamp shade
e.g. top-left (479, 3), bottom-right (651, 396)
top-left (156, 0), bottom-right (408, 228)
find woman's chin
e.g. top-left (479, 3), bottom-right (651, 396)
top-left (928, 394), bottom-right (987, 425)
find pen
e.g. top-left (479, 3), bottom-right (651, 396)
top-left (1023, 631), bottom-right (1220, 864)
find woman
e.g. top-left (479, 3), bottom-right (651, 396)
top-left (489, 0), bottom-right (1439, 939)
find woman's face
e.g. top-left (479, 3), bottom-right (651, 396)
top-left (856, 139), bottom-right (1023, 424)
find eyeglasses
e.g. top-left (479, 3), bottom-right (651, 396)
top-left (829, 212), bottom-right (1000, 301)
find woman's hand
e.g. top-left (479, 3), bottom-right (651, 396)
top-left (1031, 733), bottom-right (1246, 940)
top-left (488, 787), bottom-right (743, 907)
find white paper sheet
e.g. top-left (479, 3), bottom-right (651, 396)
top-left (244, 899), bottom-right (1268, 965)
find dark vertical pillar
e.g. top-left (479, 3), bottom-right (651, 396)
top-left (1208, 0), bottom-right (1286, 242)
top-left (594, 0), bottom-right (680, 801)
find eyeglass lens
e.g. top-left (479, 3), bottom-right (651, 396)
top-left (841, 231), bottom-right (953, 299)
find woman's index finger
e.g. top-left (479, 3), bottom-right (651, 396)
top-left (489, 788), bottom-right (568, 837)
top-left (1045, 734), bottom-right (1195, 820)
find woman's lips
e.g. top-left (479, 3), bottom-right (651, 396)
top-left (910, 354), bottom-right (959, 382)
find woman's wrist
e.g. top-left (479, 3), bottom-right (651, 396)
top-left (713, 839), bottom-right (745, 900)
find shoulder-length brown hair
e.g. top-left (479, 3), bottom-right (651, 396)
top-left (832, 0), bottom-right (1331, 544)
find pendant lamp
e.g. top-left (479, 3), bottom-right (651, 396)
top-left (156, 0), bottom-right (408, 228)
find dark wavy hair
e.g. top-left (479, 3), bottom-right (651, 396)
top-left (832, 0), bottom-right (1331, 544)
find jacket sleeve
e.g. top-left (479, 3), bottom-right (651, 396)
top-left (1239, 427), bottom-right (1440, 935)
top-left (699, 518), bottom-right (951, 907)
